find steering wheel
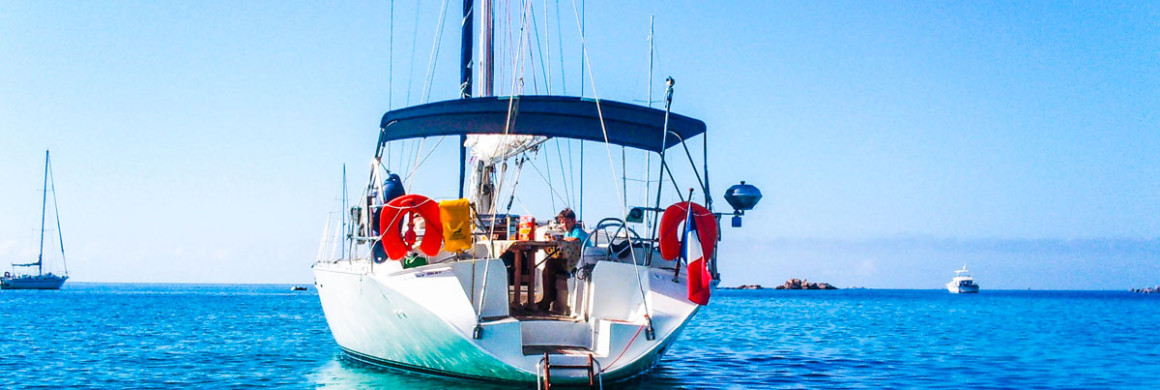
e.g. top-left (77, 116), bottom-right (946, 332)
top-left (583, 218), bottom-right (646, 263)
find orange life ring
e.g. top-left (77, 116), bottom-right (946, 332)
top-left (658, 202), bottom-right (718, 261)
top-left (379, 194), bottom-right (444, 260)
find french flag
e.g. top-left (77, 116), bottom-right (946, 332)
top-left (683, 206), bottom-right (712, 305)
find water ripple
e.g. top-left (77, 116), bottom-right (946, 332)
top-left (3, 285), bottom-right (1159, 388)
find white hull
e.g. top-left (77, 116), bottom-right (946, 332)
top-left (314, 257), bottom-right (701, 384)
top-left (1, 274), bottom-right (67, 290)
top-left (946, 283), bottom-right (979, 294)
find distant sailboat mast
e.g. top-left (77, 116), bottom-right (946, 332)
top-left (37, 150), bottom-right (50, 276)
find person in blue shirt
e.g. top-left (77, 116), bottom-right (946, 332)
top-left (538, 208), bottom-right (585, 314)
top-left (558, 208), bottom-right (588, 244)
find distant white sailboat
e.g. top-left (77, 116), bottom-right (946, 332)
top-left (946, 265), bottom-right (979, 294)
top-left (2, 150), bottom-right (70, 290)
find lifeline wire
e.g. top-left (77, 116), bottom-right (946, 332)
top-left (421, 0), bottom-right (451, 103)
top-left (569, 0), bottom-right (652, 333)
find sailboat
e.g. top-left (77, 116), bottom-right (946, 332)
top-left (313, 2), bottom-right (762, 386)
top-left (2, 150), bottom-right (70, 290)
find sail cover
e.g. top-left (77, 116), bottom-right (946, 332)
top-left (464, 134), bottom-right (543, 164)
top-left (377, 96), bottom-right (707, 154)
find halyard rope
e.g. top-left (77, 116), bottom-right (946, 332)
top-left (569, 0), bottom-right (653, 328)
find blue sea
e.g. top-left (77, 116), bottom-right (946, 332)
top-left (2, 284), bottom-right (1158, 389)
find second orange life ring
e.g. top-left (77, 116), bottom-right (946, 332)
top-left (658, 201), bottom-right (718, 261)
top-left (380, 194), bottom-right (444, 260)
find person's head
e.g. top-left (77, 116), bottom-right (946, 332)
top-left (557, 208), bottom-right (577, 229)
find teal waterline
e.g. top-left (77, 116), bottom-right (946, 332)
top-left (2, 284), bottom-right (1158, 388)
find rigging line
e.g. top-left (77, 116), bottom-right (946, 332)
top-left (568, 0), bottom-right (651, 318)
top-left (47, 158), bottom-right (67, 274)
top-left (678, 135), bottom-right (708, 204)
top-left (543, 139), bottom-right (556, 211)
top-left (405, 2), bottom-right (421, 106)
top-left (421, 0), bottom-right (451, 103)
top-left (523, 1), bottom-right (535, 94)
top-left (507, 0), bottom-right (521, 95)
top-left (491, 119), bottom-right (523, 219)
top-left (502, 156), bottom-right (528, 214)
top-left (405, 138), bottom-right (427, 191)
top-left (37, 151), bottom-right (48, 272)
top-left (403, 136), bottom-right (449, 187)
top-left (492, 15), bottom-right (530, 217)
top-left (391, 141), bottom-right (399, 173)
top-left (495, 1), bottom-right (530, 160)
top-left (525, 156), bottom-right (570, 208)
top-left (567, 0), bottom-right (626, 218)
top-left (509, 194), bottom-right (535, 218)
top-left (404, 140), bottom-right (413, 175)
top-left (566, 138), bottom-right (575, 207)
top-left (554, 0), bottom-right (565, 95)
top-left (376, 156), bottom-right (394, 176)
top-left (498, 0), bottom-right (511, 96)
top-left (553, 139), bottom-right (571, 206)
top-left (484, 163), bottom-right (522, 246)
top-left (402, 140), bottom-right (416, 183)
top-left (388, 0), bottom-right (394, 110)
top-left (529, 3), bottom-right (548, 94)
top-left (578, 0), bottom-right (583, 97)
top-left (528, 52), bottom-right (539, 94)
top-left (661, 155), bottom-right (685, 201)
top-left (526, 9), bottom-right (540, 94)
top-left (542, 0), bottom-right (552, 94)
top-left (621, 146), bottom-right (626, 208)
top-left (504, 0), bottom-right (532, 98)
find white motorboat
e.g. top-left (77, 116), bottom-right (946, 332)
top-left (2, 150), bottom-right (70, 290)
top-left (312, 2), bottom-right (763, 386)
top-left (946, 266), bottom-right (979, 294)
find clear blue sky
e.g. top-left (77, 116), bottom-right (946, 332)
top-left (2, 1), bottom-right (1157, 288)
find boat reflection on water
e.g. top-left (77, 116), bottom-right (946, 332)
top-left (309, 357), bottom-right (516, 390)
top-left (309, 355), bottom-right (690, 390)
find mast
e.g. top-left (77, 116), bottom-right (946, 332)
top-left (471, 0), bottom-right (495, 214)
top-left (480, 0), bottom-right (494, 96)
top-left (460, 0), bottom-right (473, 99)
top-left (37, 150), bottom-right (49, 276)
top-left (459, 0), bottom-right (474, 198)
